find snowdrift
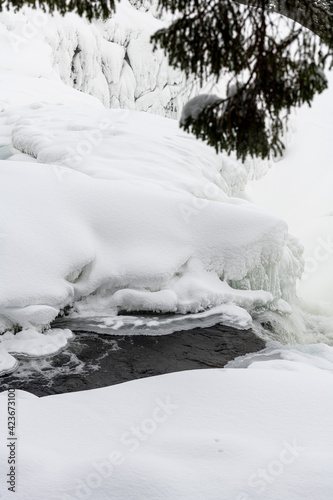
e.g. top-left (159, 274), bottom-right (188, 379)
top-left (1, 349), bottom-right (333, 499)
top-left (0, 101), bottom-right (303, 373)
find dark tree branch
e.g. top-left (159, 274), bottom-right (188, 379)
top-left (152, 0), bottom-right (333, 160)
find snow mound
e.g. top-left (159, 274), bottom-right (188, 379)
top-left (0, 107), bottom-right (302, 343)
top-left (227, 340), bottom-right (333, 372)
top-left (1, 358), bottom-right (333, 499)
top-left (0, 329), bottom-right (73, 375)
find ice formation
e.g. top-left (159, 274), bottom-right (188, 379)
top-left (0, 1), bottom-right (189, 116)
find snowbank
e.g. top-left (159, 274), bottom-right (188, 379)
top-left (1, 350), bottom-right (333, 499)
top-left (0, 14), bottom-right (304, 368)
top-left (0, 103), bottom-right (303, 373)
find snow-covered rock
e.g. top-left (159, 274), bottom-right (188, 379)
top-left (0, 35), bottom-right (306, 373)
top-left (0, 105), bottom-right (303, 358)
top-left (180, 94), bottom-right (222, 124)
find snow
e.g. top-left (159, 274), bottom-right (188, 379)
top-left (227, 340), bottom-right (333, 372)
top-left (0, 104), bottom-right (303, 358)
top-left (0, 33), bottom-right (306, 369)
top-left (0, 0), bottom-right (332, 369)
top-left (0, 1), bottom-right (189, 116)
top-left (180, 94), bottom-right (222, 124)
top-left (0, 4), bottom-right (333, 500)
top-left (0, 329), bottom-right (73, 375)
top-left (1, 351), bottom-right (333, 499)
top-left (247, 71), bottom-right (333, 307)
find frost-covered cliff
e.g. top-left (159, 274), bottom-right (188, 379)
top-left (0, 0), bottom-right (190, 116)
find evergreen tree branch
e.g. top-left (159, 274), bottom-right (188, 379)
top-left (152, 0), bottom-right (332, 160)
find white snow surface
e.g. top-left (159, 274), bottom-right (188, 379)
top-left (1, 351), bottom-right (333, 499)
top-left (0, 328), bottom-right (73, 376)
top-left (1, 1), bottom-right (333, 370)
top-left (0, 6), bottom-right (332, 500)
top-left (0, 1), bottom-right (189, 116)
top-left (0, 98), bottom-right (303, 372)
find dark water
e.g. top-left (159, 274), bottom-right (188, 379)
top-left (0, 324), bottom-right (265, 397)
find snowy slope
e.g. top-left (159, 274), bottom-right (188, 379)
top-left (1, 350), bottom-right (333, 500)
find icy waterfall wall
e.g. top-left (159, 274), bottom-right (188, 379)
top-left (0, 0), bottom-right (190, 117)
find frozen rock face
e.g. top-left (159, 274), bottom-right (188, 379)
top-left (0, 1), bottom-right (190, 117)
